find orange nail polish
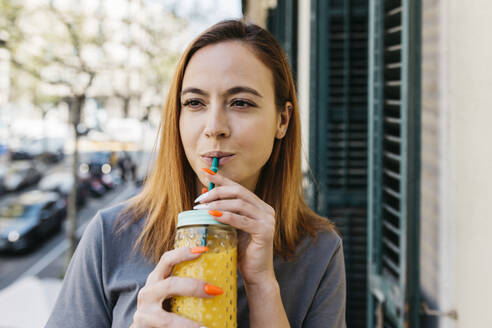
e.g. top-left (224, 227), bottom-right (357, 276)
top-left (201, 167), bottom-right (216, 175)
top-left (204, 284), bottom-right (223, 296)
top-left (201, 187), bottom-right (208, 194)
top-left (208, 210), bottom-right (222, 217)
top-left (190, 246), bottom-right (209, 254)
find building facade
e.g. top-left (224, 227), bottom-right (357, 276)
top-left (244, 0), bottom-right (492, 327)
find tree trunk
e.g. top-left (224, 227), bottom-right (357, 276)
top-left (65, 95), bottom-right (84, 269)
top-left (41, 109), bottom-right (48, 154)
top-left (123, 97), bottom-right (130, 117)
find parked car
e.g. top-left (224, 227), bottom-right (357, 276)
top-left (78, 163), bottom-right (106, 198)
top-left (10, 138), bottom-right (65, 163)
top-left (80, 152), bottom-right (117, 191)
top-left (0, 190), bottom-right (67, 253)
top-left (38, 172), bottom-right (89, 207)
top-left (3, 161), bottom-right (43, 192)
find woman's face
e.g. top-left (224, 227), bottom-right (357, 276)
top-left (179, 41), bottom-right (290, 192)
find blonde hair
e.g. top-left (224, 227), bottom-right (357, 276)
top-left (117, 20), bottom-right (334, 263)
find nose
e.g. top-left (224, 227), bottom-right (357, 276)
top-left (203, 103), bottom-right (230, 139)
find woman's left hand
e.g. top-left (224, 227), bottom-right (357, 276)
top-left (194, 168), bottom-right (276, 287)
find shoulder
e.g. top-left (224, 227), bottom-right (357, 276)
top-left (92, 200), bottom-right (143, 233)
top-left (275, 227), bottom-right (342, 277)
top-left (312, 228), bottom-right (342, 250)
top-left (98, 201), bottom-right (132, 226)
top-left (297, 228), bottom-right (343, 263)
top-left (276, 227), bottom-right (343, 283)
top-left (82, 200), bottom-right (145, 252)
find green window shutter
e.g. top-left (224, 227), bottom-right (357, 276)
top-left (267, 0), bottom-right (298, 79)
top-left (309, 1), bottom-right (369, 327)
top-left (367, 0), bottom-right (421, 327)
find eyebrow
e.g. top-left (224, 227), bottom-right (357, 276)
top-left (181, 86), bottom-right (263, 98)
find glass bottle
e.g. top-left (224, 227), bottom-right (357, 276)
top-left (171, 209), bottom-right (237, 327)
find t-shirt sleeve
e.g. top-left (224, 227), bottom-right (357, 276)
top-left (45, 212), bottom-right (112, 328)
top-left (303, 238), bottom-right (347, 328)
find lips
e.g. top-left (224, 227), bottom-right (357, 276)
top-left (200, 151), bottom-right (234, 158)
top-left (200, 151), bottom-right (235, 166)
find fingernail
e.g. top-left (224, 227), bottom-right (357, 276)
top-left (193, 203), bottom-right (209, 210)
top-left (194, 192), bottom-right (209, 203)
top-left (190, 246), bottom-right (209, 254)
top-left (208, 210), bottom-right (222, 217)
top-left (201, 167), bottom-right (216, 175)
top-left (201, 187), bottom-right (208, 194)
top-left (204, 283), bottom-right (223, 295)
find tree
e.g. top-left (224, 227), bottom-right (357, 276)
top-left (1, 0), bottom-right (188, 263)
top-left (2, 0), bottom-right (107, 260)
top-left (107, 0), bottom-right (185, 118)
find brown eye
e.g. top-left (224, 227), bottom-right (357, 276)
top-left (231, 99), bottom-right (255, 109)
top-left (183, 99), bottom-right (204, 109)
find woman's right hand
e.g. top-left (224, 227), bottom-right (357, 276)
top-left (131, 246), bottom-right (221, 328)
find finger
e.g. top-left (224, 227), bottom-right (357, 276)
top-left (195, 181), bottom-right (261, 207)
top-left (196, 185), bottom-right (274, 219)
top-left (149, 276), bottom-right (221, 302)
top-left (211, 210), bottom-right (275, 240)
top-left (162, 311), bottom-right (206, 328)
top-left (133, 308), bottom-right (204, 328)
top-left (208, 210), bottom-right (269, 236)
top-left (198, 170), bottom-right (269, 209)
top-left (194, 199), bottom-right (259, 220)
top-left (200, 167), bottom-right (236, 187)
top-left (147, 247), bottom-right (207, 285)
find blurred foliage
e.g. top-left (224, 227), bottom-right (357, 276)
top-left (0, 0), bottom-right (189, 258)
top-left (0, 0), bottom-right (187, 118)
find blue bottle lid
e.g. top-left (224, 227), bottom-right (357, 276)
top-left (177, 210), bottom-right (225, 228)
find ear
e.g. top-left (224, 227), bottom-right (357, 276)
top-left (276, 101), bottom-right (293, 139)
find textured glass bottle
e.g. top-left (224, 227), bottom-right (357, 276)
top-left (171, 210), bottom-right (238, 328)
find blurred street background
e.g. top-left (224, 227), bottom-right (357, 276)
top-left (2, 0), bottom-right (492, 328)
top-left (0, 0), bottom-right (241, 326)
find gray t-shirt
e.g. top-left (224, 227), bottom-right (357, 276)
top-left (45, 202), bottom-right (346, 327)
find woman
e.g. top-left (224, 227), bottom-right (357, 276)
top-left (46, 20), bottom-right (346, 328)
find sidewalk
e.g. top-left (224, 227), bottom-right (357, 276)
top-left (0, 276), bottom-right (62, 328)
top-left (0, 182), bottom-right (139, 328)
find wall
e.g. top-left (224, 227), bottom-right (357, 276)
top-left (448, 0), bottom-right (492, 327)
top-left (421, 0), bottom-right (492, 326)
top-left (420, 0), bottom-right (443, 326)
top-left (297, 0), bottom-right (310, 173)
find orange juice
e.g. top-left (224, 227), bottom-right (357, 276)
top-left (171, 210), bottom-right (237, 327)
